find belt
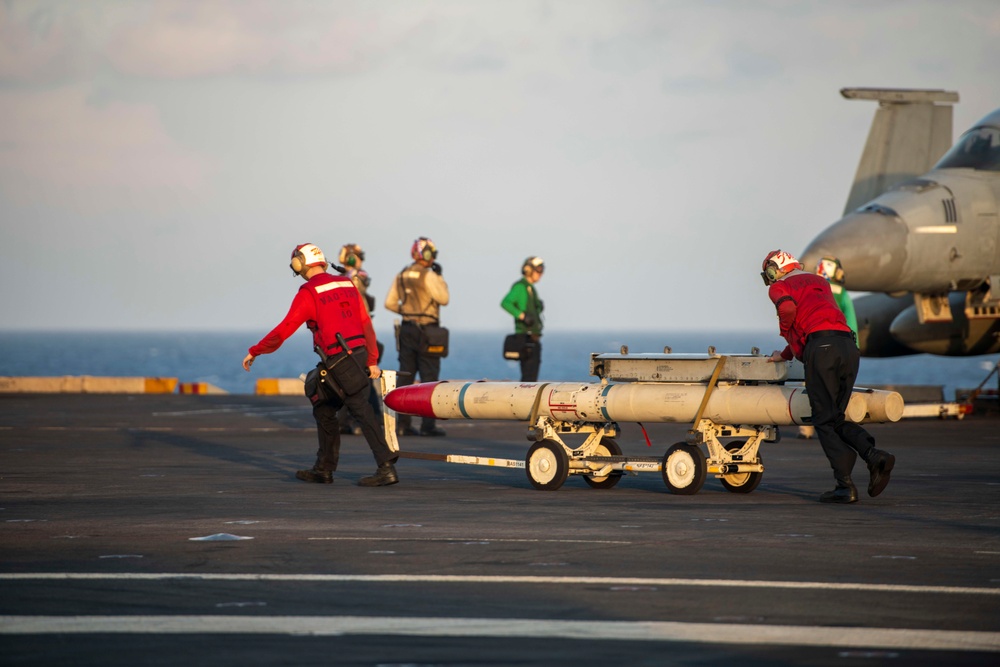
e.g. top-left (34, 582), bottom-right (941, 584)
top-left (324, 334), bottom-right (366, 355)
top-left (807, 329), bottom-right (854, 344)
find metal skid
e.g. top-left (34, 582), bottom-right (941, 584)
top-left (681, 418), bottom-right (776, 495)
top-left (521, 413), bottom-right (776, 494)
top-left (523, 415), bottom-right (652, 491)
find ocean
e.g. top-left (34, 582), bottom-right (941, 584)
top-left (0, 330), bottom-right (997, 400)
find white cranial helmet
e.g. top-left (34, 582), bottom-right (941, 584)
top-left (290, 243), bottom-right (327, 275)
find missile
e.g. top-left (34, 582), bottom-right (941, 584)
top-left (384, 380), bottom-right (904, 426)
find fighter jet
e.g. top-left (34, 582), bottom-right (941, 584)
top-left (800, 88), bottom-right (1000, 357)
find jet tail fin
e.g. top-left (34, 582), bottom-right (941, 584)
top-left (842, 88), bottom-right (958, 215)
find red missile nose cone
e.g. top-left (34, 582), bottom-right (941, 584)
top-left (384, 381), bottom-right (444, 418)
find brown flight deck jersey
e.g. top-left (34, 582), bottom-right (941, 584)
top-left (384, 261), bottom-right (450, 325)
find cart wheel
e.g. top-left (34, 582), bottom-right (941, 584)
top-left (662, 443), bottom-right (706, 495)
top-left (719, 440), bottom-right (763, 494)
top-left (526, 439), bottom-right (569, 491)
top-left (583, 438), bottom-right (623, 490)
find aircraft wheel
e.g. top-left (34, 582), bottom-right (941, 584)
top-left (583, 438), bottom-right (623, 489)
top-left (719, 440), bottom-right (763, 494)
top-left (525, 439), bottom-right (569, 491)
top-left (662, 443), bottom-right (706, 495)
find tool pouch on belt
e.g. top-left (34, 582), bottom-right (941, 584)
top-left (304, 363), bottom-right (340, 406)
top-left (325, 347), bottom-right (371, 396)
top-left (503, 333), bottom-right (535, 361)
top-left (421, 324), bottom-right (449, 358)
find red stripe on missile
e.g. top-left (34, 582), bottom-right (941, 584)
top-left (384, 381), bottom-right (447, 418)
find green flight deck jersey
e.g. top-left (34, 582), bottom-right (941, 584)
top-left (501, 278), bottom-right (544, 336)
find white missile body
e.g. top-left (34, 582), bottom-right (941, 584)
top-left (384, 380), bottom-right (904, 425)
top-left (381, 352), bottom-right (905, 494)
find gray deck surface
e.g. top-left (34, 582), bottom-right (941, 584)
top-left (1, 394), bottom-right (998, 666)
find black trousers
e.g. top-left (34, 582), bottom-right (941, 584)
top-left (396, 321), bottom-right (442, 432)
top-left (520, 338), bottom-right (542, 382)
top-left (337, 341), bottom-right (385, 427)
top-left (336, 381), bottom-right (383, 429)
top-left (803, 333), bottom-right (876, 485)
top-left (311, 348), bottom-right (396, 471)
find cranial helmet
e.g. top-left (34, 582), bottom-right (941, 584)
top-left (338, 243), bottom-right (366, 268)
top-left (816, 256), bottom-right (845, 285)
top-left (290, 243), bottom-right (327, 276)
top-left (522, 256), bottom-right (545, 276)
top-left (761, 249), bottom-right (802, 285)
top-left (411, 237), bottom-right (438, 262)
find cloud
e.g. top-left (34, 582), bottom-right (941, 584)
top-left (0, 0), bottom-right (425, 84)
top-left (0, 84), bottom-right (211, 210)
top-left (105, 2), bottom-right (385, 80)
top-left (0, 0), bottom-right (94, 84)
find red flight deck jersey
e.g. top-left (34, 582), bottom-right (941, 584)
top-left (767, 270), bottom-right (851, 362)
top-left (249, 273), bottom-right (380, 363)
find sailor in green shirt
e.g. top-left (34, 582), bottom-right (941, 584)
top-left (501, 256), bottom-right (545, 381)
top-left (818, 256), bottom-right (858, 337)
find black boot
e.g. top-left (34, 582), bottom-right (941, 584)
top-left (866, 449), bottom-right (896, 497)
top-left (820, 475), bottom-right (858, 504)
top-left (358, 462), bottom-right (399, 487)
top-left (296, 467), bottom-right (333, 484)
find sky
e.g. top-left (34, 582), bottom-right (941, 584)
top-left (1, 0), bottom-right (999, 338)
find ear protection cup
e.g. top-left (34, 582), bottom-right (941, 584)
top-left (764, 261), bottom-right (780, 283)
top-left (290, 249), bottom-right (305, 275)
top-left (339, 244), bottom-right (365, 268)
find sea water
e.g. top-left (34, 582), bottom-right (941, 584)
top-left (0, 330), bottom-right (996, 399)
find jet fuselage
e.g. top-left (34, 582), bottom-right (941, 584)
top-left (801, 106), bottom-right (1000, 356)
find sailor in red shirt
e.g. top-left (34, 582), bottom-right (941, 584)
top-left (762, 250), bottom-right (895, 503)
top-left (243, 243), bottom-right (398, 487)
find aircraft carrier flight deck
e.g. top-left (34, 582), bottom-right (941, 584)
top-left (1, 393), bottom-right (998, 666)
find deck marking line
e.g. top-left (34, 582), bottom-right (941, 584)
top-left (1, 573), bottom-right (997, 596)
top-left (306, 537), bottom-right (632, 544)
top-left (0, 615), bottom-right (997, 651)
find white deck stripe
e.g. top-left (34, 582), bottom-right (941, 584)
top-left (306, 537), bottom-right (633, 544)
top-left (1, 572), bottom-right (997, 596)
top-left (0, 615), bottom-right (996, 651)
